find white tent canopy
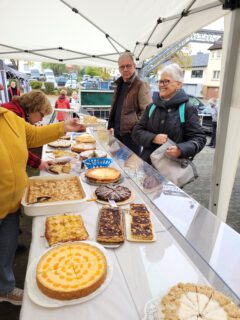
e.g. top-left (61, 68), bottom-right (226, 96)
top-left (1, 0), bottom-right (240, 223)
top-left (0, 0), bottom-right (227, 67)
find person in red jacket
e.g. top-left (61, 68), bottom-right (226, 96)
top-left (1, 90), bottom-right (53, 170)
top-left (8, 81), bottom-right (20, 101)
top-left (55, 89), bottom-right (70, 121)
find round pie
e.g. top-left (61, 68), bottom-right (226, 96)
top-left (85, 167), bottom-right (121, 183)
top-left (158, 283), bottom-right (240, 320)
top-left (95, 185), bottom-right (131, 202)
top-left (71, 143), bottom-right (96, 153)
top-left (36, 242), bottom-right (107, 300)
top-left (48, 140), bottom-right (71, 148)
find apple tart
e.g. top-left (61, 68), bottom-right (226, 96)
top-left (26, 177), bottom-right (83, 204)
top-left (45, 214), bottom-right (88, 246)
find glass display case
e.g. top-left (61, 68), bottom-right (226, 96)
top-left (21, 129), bottom-right (240, 320)
top-left (93, 128), bottom-right (240, 304)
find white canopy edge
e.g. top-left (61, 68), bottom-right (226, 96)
top-left (0, 0), bottom-right (228, 67)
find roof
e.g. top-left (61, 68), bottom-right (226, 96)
top-left (208, 42), bottom-right (223, 50)
top-left (191, 53), bottom-right (209, 67)
top-left (0, 0), bottom-right (228, 67)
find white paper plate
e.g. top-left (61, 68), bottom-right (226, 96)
top-left (26, 241), bottom-right (113, 308)
top-left (142, 297), bottom-right (162, 320)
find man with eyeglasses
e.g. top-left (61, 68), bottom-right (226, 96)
top-left (108, 52), bottom-right (152, 155)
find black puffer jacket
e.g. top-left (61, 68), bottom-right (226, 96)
top-left (132, 89), bottom-right (206, 163)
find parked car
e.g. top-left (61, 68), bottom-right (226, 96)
top-left (198, 106), bottom-right (212, 133)
top-left (57, 76), bottom-right (67, 87)
top-left (65, 79), bottom-right (78, 89)
top-left (187, 94), bottom-right (205, 113)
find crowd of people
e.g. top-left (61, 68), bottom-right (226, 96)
top-left (0, 53), bottom-right (219, 306)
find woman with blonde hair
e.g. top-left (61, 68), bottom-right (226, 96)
top-left (1, 90), bottom-right (53, 170)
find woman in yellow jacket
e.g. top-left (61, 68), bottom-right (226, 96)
top-left (0, 108), bottom-right (85, 305)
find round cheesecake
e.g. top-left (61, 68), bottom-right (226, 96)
top-left (36, 242), bottom-right (107, 300)
top-left (95, 185), bottom-right (131, 202)
top-left (85, 167), bottom-right (121, 183)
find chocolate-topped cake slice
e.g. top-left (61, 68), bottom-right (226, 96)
top-left (97, 207), bottom-right (124, 243)
top-left (95, 184), bottom-right (131, 202)
top-left (129, 203), bottom-right (154, 241)
top-left (130, 223), bottom-right (153, 241)
top-left (130, 203), bottom-right (150, 217)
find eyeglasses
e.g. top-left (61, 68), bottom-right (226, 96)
top-left (159, 79), bottom-right (176, 86)
top-left (119, 64), bottom-right (133, 71)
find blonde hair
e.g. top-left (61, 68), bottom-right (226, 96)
top-left (60, 89), bottom-right (67, 95)
top-left (160, 63), bottom-right (184, 82)
top-left (15, 90), bottom-right (52, 115)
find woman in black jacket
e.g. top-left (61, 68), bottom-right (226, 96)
top-left (132, 64), bottom-right (206, 164)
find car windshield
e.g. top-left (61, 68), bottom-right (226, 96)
top-left (201, 106), bottom-right (212, 114)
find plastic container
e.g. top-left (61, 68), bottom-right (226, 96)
top-left (83, 157), bottom-right (112, 169)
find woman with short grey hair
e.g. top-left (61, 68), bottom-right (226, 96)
top-left (132, 63), bottom-right (206, 164)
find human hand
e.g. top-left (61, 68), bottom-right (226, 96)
top-left (153, 134), bottom-right (168, 145)
top-left (165, 146), bottom-right (181, 158)
top-left (38, 160), bottom-right (54, 171)
top-left (64, 118), bottom-right (86, 133)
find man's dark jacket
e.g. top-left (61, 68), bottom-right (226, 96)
top-left (108, 75), bottom-right (152, 135)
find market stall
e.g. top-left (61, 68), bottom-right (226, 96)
top-left (19, 129), bottom-right (240, 319)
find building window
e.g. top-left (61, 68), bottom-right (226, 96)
top-left (216, 51), bottom-right (221, 59)
top-left (191, 70), bottom-right (203, 78)
top-left (212, 70), bottom-right (220, 80)
top-left (211, 52), bottom-right (215, 59)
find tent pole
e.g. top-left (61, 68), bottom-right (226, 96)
top-left (209, 9), bottom-right (240, 221)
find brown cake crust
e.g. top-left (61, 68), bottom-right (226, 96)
top-left (95, 185), bottom-right (131, 202)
